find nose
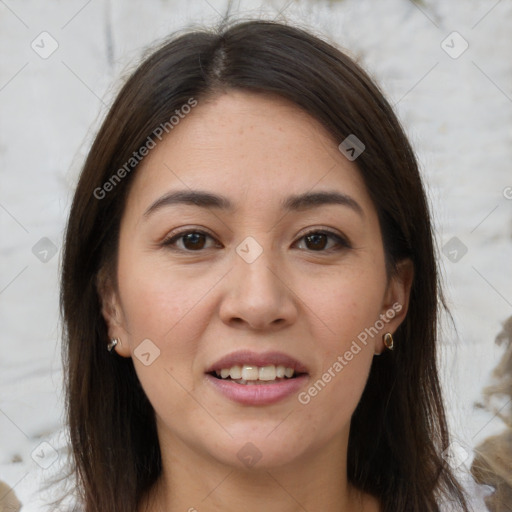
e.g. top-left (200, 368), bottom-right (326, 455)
top-left (218, 243), bottom-right (298, 331)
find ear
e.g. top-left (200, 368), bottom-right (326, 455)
top-left (96, 266), bottom-right (131, 358)
top-left (375, 258), bottom-right (414, 354)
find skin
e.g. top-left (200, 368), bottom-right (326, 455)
top-left (100, 90), bottom-right (413, 512)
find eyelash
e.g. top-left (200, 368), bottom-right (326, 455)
top-left (161, 228), bottom-right (352, 253)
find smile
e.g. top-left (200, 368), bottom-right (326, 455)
top-left (212, 364), bottom-right (297, 384)
top-left (205, 350), bottom-right (309, 405)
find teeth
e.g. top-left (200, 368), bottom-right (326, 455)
top-left (259, 365), bottom-right (276, 381)
top-left (230, 365), bottom-right (242, 379)
top-left (241, 365), bottom-right (259, 380)
top-left (214, 364), bottom-right (296, 381)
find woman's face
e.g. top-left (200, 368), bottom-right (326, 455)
top-left (102, 90), bottom-right (411, 470)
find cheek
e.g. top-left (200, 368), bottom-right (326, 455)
top-left (116, 252), bottom-right (220, 346)
top-left (296, 263), bottom-right (385, 421)
top-left (308, 262), bottom-right (387, 351)
top-left (297, 322), bottom-right (375, 449)
top-left (115, 253), bottom-right (224, 406)
top-left (115, 256), bottom-right (216, 424)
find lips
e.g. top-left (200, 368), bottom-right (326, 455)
top-left (206, 349), bottom-right (309, 375)
top-left (205, 350), bottom-right (309, 405)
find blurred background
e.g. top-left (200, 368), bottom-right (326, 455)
top-left (0, 0), bottom-right (511, 510)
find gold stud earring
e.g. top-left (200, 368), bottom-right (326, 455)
top-left (383, 332), bottom-right (394, 351)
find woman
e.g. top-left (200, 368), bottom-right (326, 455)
top-left (60, 19), bottom-right (471, 511)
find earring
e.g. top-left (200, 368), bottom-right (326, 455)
top-left (383, 332), bottom-right (394, 351)
top-left (107, 338), bottom-right (119, 352)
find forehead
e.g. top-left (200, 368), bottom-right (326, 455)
top-left (125, 91), bottom-right (372, 214)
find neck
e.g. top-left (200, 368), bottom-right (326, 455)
top-left (140, 432), bottom-right (377, 512)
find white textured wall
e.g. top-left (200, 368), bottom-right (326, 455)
top-left (1, 0), bottom-right (511, 509)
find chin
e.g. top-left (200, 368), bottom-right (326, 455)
top-left (205, 428), bottom-right (307, 471)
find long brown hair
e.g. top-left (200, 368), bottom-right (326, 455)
top-left (60, 19), bottom-right (471, 512)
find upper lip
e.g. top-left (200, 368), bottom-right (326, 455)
top-left (206, 350), bottom-right (309, 374)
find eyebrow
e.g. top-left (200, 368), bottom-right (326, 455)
top-left (143, 189), bottom-right (364, 217)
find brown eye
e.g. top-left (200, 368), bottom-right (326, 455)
top-left (181, 232), bottom-right (207, 250)
top-left (304, 233), bottom-right (328, 251)
top-left (162, 230), bottom-right (219, 251)
top-left (295, 230), bottom-right (351, 252)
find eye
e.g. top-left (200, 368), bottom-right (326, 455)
top-left (294, 229), bottom-right (351, 252)
top-left (161, 230), bottom-right (220, 251)
top-left (161, 228), bottom-right (351, 253)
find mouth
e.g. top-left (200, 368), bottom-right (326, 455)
top-left (205, 350), bottom-right (309, 405)
top-left (208, 364), bottom-right (306, 385)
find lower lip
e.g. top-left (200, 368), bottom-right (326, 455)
top-left (205, 374), bottom-right (308, 405)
